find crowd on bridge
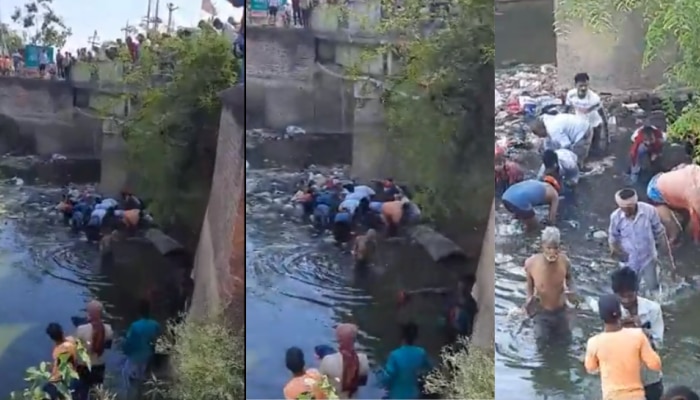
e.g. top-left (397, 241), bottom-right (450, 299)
top-left (496, 71), bottom-right (700, 400)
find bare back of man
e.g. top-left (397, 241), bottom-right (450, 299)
top-left (525, 252), bottom-right (572, 345)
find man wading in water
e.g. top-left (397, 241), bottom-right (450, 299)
top-left (585, 293), bottom-right (661, 400)
top-left (523, 227), bottom-right (578, 345)
top-left (608, 189), bottom-right (667, 294)
top-left (590, 268), bottom-right (665, 400)
top-left (319, 324), bottom-right (370, 398)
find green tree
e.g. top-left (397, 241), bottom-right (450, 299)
top-left (340, 0), bottom-right (494, 225)
top-left (555, 0), bottom-right (700, 155)
top-left (10, 0), bottom-right (71, 48)
top-left (117, 29), bottom-right (238, 240)
top-left (0, 23), bottom-right (26, 51)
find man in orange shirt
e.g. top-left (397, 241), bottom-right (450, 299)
top-left (283, 347), bottom-right (326, 400)
top-left (43, 322), bottom-right (81, 400)
top-left (584, 294), bottom-right (661, 400)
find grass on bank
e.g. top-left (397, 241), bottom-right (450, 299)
top-left (10, 316), bottom-right (245, 400)
top-left (424, 338), bottom-right (495, 399)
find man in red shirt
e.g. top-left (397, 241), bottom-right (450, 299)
top-left (495, 145), bottom-right (525, 195)
top-left (629, 124), bottom-right (665, 182)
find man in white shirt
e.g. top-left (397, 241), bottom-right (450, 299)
top-left (565, 73), bottom-right (606, 156)
top-left (589, 267), bottom-right (664, 400)
top-left (537, 149), bottom-right (580, 187)
top-left (531, 113), bottom-right (592, 168)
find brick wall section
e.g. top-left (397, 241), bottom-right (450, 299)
top-left (189, 85), bottom-right (245, 326)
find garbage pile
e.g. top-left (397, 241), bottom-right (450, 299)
top-left (495, 64), bottom-right (561, 150)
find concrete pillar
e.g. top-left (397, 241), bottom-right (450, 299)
top-left (555, 4), bottom-right (673, 93)
top-left (350, 90), bottom-right (386, 181)
top-left (99, 131), bottom-right (129, 197)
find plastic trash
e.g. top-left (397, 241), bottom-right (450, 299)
top-left (285, 125), bottom-right (306, 136)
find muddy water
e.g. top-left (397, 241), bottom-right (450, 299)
top-left (245, 167), bottom-right (475, 399)
top-left (0, 166), bottom-right (183, 393)
top-left (495, 119), bottom-right (700, 399)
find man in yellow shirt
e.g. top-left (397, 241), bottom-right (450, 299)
top-left (584, 294), bottom-right (661, 400)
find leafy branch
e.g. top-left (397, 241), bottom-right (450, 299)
top-left (337, 0), bottom-right (494, 223)
top-left (10, 0), bottom-right (71, 48)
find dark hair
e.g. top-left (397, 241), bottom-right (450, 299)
top-left (611, 267), bottom-right (638, 294)
top-left (344, 184), bottom-right (355, 193)
top-left (618, 188), bottom-right (637, 200)
top-left (139, 299), bottom-right (151, 318)
top-left (542, 149), bottom-right (559, 169)
top-left (285, 346), bottom-right (305, 374)
top-left (641, 124), bottom-right (655, 135)
top-left (574, 72), bottom-right (590, 83)
top-left (662, 386), bottom-right (700, 400)
top-left (46, 323), bottom-right (65, 343)
top-left (400, 322), bottom-right (419, 345)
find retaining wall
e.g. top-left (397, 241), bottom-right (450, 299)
top-left (189, 85), bottom-right (245, 326)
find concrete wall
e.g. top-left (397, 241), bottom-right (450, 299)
top-left (246, 26), bottom-right (353, 133)
top-left (189, 85), bottom-right (245, 326)
top-left (555, 4), bottom-right (673, 92)
top-left (471, 201), bottom-right (495, 350)
top-left (0, 78), bottom-right (102, 156)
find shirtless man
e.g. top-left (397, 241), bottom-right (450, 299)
top-left (523, 226), bottom-right (577, 344)
top-left (352, 229), bottom-right (377, 268)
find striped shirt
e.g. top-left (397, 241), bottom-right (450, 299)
top-left (608, 202), bottom-right (665, 272)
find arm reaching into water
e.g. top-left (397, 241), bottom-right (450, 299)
top-left (548, 188), bottom-right (560, 224)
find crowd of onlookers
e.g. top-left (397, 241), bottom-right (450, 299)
top-left (263, 0), bottom-right (314, 27)
top-left (0, 16), bottom-right (244, 81)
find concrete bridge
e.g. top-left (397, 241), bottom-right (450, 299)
top-left (246, 24), bottom-right (395, 181)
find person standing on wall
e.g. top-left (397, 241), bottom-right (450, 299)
top-left (268, 0), bottom-right (280, 26)
top-left (39, 47), bottom-right (49, 78)
top-left (300, 0), bottom-right (312, 27)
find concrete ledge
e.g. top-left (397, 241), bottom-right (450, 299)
top-left (246, 26), bottom-right (316, 45)
top-left (220, 84), bottom-right (245, 128)
top-left (471, 201), bottom-right (495, 350)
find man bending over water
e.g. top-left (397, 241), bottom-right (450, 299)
top-left (537, 149), bottom-right (580, 189)
top-left (648, 163), bottom-right (700, 244)
top-left (523, 226), bottom-right (577, 345)
top-left (501, 176), bottom-right (561, 231)
top-left (629, 124), bottom-right (665, 183)
top-left (585, 293), bottom-right (661, 400)
top-left (352, 229), bottom-right (377, 268)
